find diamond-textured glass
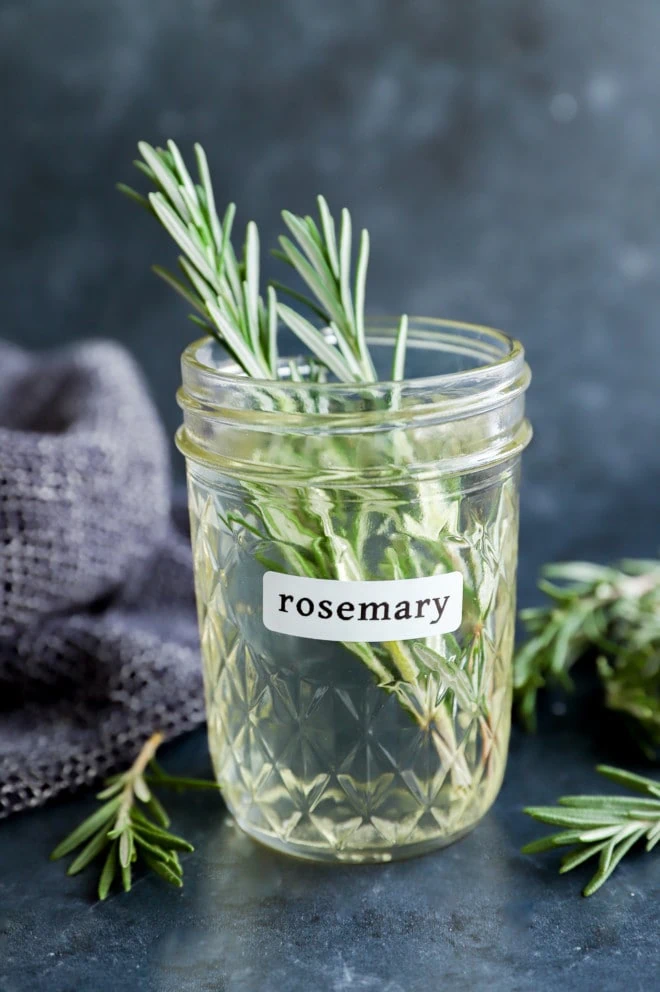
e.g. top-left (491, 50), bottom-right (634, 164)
top-left (177, 319), bottom-right (532, 862)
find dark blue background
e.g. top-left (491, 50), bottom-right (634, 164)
top-left (3, 0), bottom-right (659, 592)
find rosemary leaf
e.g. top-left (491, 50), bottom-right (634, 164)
top-left (167, 138), bottom-right (197, 204)
top-left (268, 280), bottom-right (329, 323)
top-left (177, 256), bottom-right (215, 304)
top-left (116, 183), bottom-right (150, 210)
top-left (266, 285), bottom-right (279, 375)
top-left (276, 303), bottom-right (354, 382)
top-left (205, 299), bottom-right (268, 377)
top-left (146, 793), bottom-right (170, 828)
top-left (66, 828), bottom-right (111, 876)
top-left (244, 222), bottom-right (261, 353)
top-left (338, 207), bottom-right (356, 334)
top-left (148, 193), bottom-right (217, 286)
top-left (95, 779), bottom-right (125, 800)
top-left (121, 860), bottom-right (132, 893)
top-left (152, 265), bottom-right (207, 315)
top-left (194, 143), bottom-right (223, 254)
top-left (50, 797), bottom-right (122, 860)
top-left (281, 210), bottom-right (335, 288)
top-left (354, 229), bottom-right (376, 379)
top-left (137, 142), bottom-right (188, 218)
top-left (392, 314), bottom-right (409, 381)
top-left (119, 830), bottom-right (133, 868)
top-left (278, 236), bottom-right (346, 330)
top-left (597, 764), bottom-right (660, 796)
top-left (142, 853), bottom-right (183, 888)
top-left (143, 774), bottom-right (223, 792)
top-left (98, 842), bottom-right (118, 901)
top-left (317, 195), bottom-right (340, 278)
top-left (559, 841), bottom-right (610, 873)
top-left (131, 815), bottom-right (195, 850)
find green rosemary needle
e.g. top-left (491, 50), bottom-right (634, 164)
top-left (50, 733), bottom-right (220, 900)
top-left (523, 764), bottom-right (660, 896)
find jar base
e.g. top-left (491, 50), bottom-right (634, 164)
top-left (233, 813), bottom-right (482, 865)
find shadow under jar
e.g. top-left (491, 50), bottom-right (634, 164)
top-left (177, 318), bottom-right (532, 863)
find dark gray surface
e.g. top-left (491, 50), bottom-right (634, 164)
top-left (2, 701), bottom-right (658, 992)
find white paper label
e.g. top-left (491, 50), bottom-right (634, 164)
top-left (262, 571), bottom-right (463, 642)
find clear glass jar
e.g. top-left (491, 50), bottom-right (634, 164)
top-left (177, 319), bottom-right (532, 863)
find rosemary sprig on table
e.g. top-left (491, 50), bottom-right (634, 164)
top-left (523, 765), bottom-right (660, 896)
top-left (514, 558), bottom-right (660, 754)
top-left (51, 733), bottom-right (220, 899)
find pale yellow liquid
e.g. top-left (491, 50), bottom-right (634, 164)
top-left (188, 468), bottom-right (517, 862)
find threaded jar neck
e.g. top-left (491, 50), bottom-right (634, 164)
top-left (177, 318), bottom-right (532, 485)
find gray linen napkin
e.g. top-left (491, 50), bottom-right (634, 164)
top-left (0, 339), bottom-right (204, 818)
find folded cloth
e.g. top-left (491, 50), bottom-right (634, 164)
top-left (0, 340), bottom-right (204, 818)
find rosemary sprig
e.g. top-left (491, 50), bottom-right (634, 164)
top-left (275, 203), bottom-right (378, 381)
top-left (514, 558), bottom-right (660, 753)
top-left (119, 141), bottom-right (409, 383)
top-left (523, 764), bottom-right (660, 895)
top-left (50, 733), bottom-right (220, 899)
top-left (120, 141), bottom-right (277, 378)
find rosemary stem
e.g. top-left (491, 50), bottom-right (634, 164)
top-left (383, 640), bottom-right (418, 684)
top-left (132, 732), bottom-right (165, 776)
top-left (116, 733), bottom-right (164, 827)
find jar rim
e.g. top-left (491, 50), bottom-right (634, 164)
top-left (178, 317), bottom-right (531, 440)
top-left (181, 316), bottom-right (524, 396)
top-left (178, 316), bottom-right (532, 475)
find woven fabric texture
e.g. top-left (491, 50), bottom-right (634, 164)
top-left (0, 340), bottom-right (204, 818)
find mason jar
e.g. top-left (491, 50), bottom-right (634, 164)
top-left (177, 318), bottom-right (532, 863)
